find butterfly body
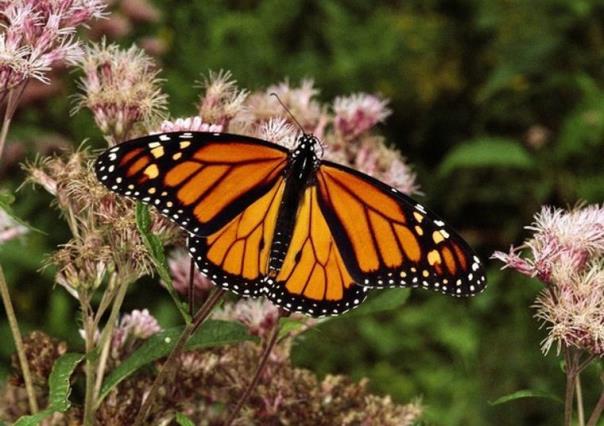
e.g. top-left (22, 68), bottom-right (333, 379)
top-left (95, 131), bottom-right (486, 317)
top-left (268, 134), bottom-right (320, 275)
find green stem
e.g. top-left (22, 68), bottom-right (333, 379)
top-left (576, 372), bottom-right (585, 426)
top-left (224, 320), bottom-right (280, 426)
top-left (93, 277), bottom-right (130, 404)
top-left (564, 347), bottom-right (578, 426)
top-left (132, 288), bottom-right (225, 426)
top-left (0, 264), bottom-right (38, 414)
top-left (82, 300), bottom-right (97, 426)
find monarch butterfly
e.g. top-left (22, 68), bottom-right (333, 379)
top-left (95, 131), bottom-right (486, 317)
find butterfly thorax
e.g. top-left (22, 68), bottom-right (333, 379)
top-left (267, 134), bottom-right (321, 276)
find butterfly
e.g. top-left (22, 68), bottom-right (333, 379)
top-left (95, 131), bottom-right (486, 317)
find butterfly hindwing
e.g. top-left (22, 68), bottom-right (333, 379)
top-left (94, 132), bottom-right (289, 236)
top-left (316, 161), bottom-right (486, 297)
top-left (186, 177), bottom-right (286, 297)
top-left (265, 186), bottom-right (369, 317)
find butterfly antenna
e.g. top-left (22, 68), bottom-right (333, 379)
top-left (270, 92), bottom-right (305, 134)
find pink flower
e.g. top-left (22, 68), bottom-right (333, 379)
top-left (0, 0), bottom-right (106, 91)
top-left (111, 309), bottom-right (161, 357)
top-left (349, 138), bottom-right (419, 195)
top-left (493, 204), bottom-right (604, 357)
top-left (73, 40), bottom-right (168, 143)
top-left (493, 205), bottom-right (604, 283)
top-left (214, 299), bottom-right (280, 339)
top-left (167, 249), bottom-right (214, 297)
top-left (333, 93), bottom-right (391, 139)
top-left (256, 117), bottom-right (299, 149)
top-left (251, 79), bottom-right (325, 136)
top-left (197, 70), bottom-right (247, 130)
top-left (157, 116), bottom-right (222, 134)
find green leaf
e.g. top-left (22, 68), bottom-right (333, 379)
top-left (14, 353), bottom-right (83, 426)
top-left (346, 288), bottom-right (411, 317)
top-left (98, 320), bottom-right (252, 403)
top-left (135, 202), bottom-right (191, 322)
top-left (489, 389), bottom-right (563, 406)
top-left (278, 317), bottom-right (308, 339)
top-left (175, 413), bottom-right (196, 426)
top-left (0, 190), bottom-right (46, 235)
top-left (438, 137), bottom-right (534, 175)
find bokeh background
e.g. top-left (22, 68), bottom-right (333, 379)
top-left (1, 1), bottom-right (603, 424)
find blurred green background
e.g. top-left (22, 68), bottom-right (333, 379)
top-left (1, 1), bottom-right (603, 425)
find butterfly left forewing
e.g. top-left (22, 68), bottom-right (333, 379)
top-left (264, 186), bottom-right (368, 317)
top-left (95, 132), bottom-right (288, 236)
top-left (316, 161), bottom-right (486, 297)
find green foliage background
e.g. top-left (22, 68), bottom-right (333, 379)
top-left (1, 1), bottom-right (604, 425)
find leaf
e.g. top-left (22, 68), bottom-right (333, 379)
top-left (438, 137), bottom-right (534, 175)
top-left (345, 288), bottom-right (411, 317)
top-left (135, 202), bottom-right (190, 322)
top-left (175, 413), bottom-right (196, 426)
top-left (14, 353), bottom-right (83, 426)
top-left (0, 190), bottom-right (46, 235)
top-left (98, 320), bottom-right (252, 403)
top-left (489, 389), bottom-right (563, 406)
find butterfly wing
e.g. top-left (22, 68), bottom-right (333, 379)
top-left (94, 132), bottom-right (289, 236)
top-left (265, 186), bottom-right (369, 317)
top-left (316, 161), bottom-right (487, 297)
top-left (186, 177), bottom-right (286, 296)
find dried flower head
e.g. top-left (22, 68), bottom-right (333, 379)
top-left (197, 70), bottom-right (247, 129)
top-left (0, 0), bottom-right (106, 91)
top-left (11, 331), bottom-right (67, 387)
top-left (139, 342), bottom-right (423, 425)
top-left (73, 40), bottom-right (168, 143)
top-left (27, 149), bottom-right (180, 294)
top-left (333, 93), bottom-right (391, 140)
top-left (493, 204), bottom-right (604, 356)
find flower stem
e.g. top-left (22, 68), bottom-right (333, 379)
top-left (0, 83), bottom-right (27, 162)
top-left (0, 264), bottom-right (38, 414)
top-left (82, 300), bottom-right (97, 426)
top-left (586, 387), bottom-right (604, 426)
top-left (0, 113), bottom-right (12, 164)
top-left (224, 320), bottom-right (281, 426)
top-left (132, 287), bottom-right (225, 426)
top-left (93, 277), bottom-right (130, 404)
top-left (564, 347), bottom-right (578, 426)
top-left (576, 372), bottom-right (585, 426)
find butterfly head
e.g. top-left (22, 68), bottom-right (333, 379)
top-left (292, 133), bottom-right (323, 167)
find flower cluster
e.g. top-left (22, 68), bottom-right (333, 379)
top-left (0, 0), bottom-right (106, 91)
top-left (73, 40), bottom-right (169, 143)
top-left (26, 150), bottom-right (180, 295)
top-left (493, 204), bottom-right (604, 356)
top-left (162, 73), bottom-right (419, 195)
top-left (167, 248), bottom-right (214, 299)
top-left (111, 309), bottom-right (161, 359)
